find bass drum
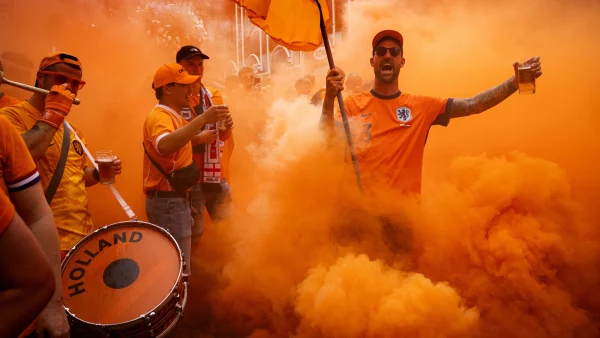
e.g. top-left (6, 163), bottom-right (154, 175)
top-left (61, 221), bottom-right (188, 337)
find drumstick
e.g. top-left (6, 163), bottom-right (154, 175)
top-left (0, 70), bottom-right (81, 105)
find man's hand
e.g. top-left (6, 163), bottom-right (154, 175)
top-left (195, 129), bottom-right (218, 144)
top-left (202, 105), bottom-right (230, 124)
top-left (218, 116), bottom-right (234, 131)
top-left (45, 84), bottom-right (75, 116)
top-left (112, 156), bottom-right (122, 176)
top-left (36, 301), bottom-right (70, 338)
top-left (512, 56), bottom-right (542, 85)
top-left (325, 67), bottom-right (345, 99)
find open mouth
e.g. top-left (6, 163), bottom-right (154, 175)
top-left (380, 63), bottom-right (394, 74)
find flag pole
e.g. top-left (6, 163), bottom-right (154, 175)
top-left (315, 0), bottom-right (363, 192)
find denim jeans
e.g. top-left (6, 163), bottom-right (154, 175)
top-left (145, 196), bottom-right (192, 274)
top-left (189, 179), bottom-right (232, 237)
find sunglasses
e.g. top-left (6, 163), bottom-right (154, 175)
top-left (39, 70), bottom-right (86, 90)
top-left (373, 46), bottom-right (403, 57)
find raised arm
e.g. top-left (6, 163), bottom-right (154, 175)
top-left (449, 56), bottom-right (542, 119)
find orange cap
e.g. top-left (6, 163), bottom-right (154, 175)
top-left (372, 30), bottom-right (404, 49)
top-left (152, 63), bottom-right (199, 89)
top-left (38, 52), bottom-right (82, 71)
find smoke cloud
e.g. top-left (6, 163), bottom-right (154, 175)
top-left (1, 0), bottom-right (599, 337)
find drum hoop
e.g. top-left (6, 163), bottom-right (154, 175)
top-left (156, 282), bottom-right (188, 338)
top-left (62, 220), bottom-right (185, 329)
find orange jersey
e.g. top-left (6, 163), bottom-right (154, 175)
top-left (143, 104), bottom-right (194, 193)
top-left (0, 114), bottom-right (39, 235)
top-left (0, 190), bottom-right (15, 236)
top-left (0, 115), bottom-right (41, 194)
top-left (0, 101), bottom-right (92, 250)
top-left (188, 86), bottom-right (235, 182)
top-left (336, 90), bottom-right (452, 195)
top-left (0, 92), bottom-right (21, 109)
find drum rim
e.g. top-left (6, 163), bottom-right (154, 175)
top-left (62, 220), bottom-right (185, 328)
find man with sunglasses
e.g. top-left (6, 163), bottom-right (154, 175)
top-left (321, 30), bottom-right (543, 196)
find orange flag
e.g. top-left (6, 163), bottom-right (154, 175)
top-left (233, 0), bottom-right (330, 52)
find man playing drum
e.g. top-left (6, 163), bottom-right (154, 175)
top-left (143, 63), bottom-right (229, 275)
top-left (0, 52), bottom-right (123, 259)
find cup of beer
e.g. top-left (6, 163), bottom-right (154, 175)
top-left (96, 150), bottom-right (116, 185)
top-left (517, 59), bottom-right (535, 95)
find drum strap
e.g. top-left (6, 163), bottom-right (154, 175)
top-left (64, 122), bottom-right (138, 220)
top-left (45, 121), bottom-right (70, 204)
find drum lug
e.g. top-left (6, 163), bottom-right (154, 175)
top-left (140, 311), bottom-right (156, 326)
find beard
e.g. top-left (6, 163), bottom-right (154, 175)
top-left (374, 66), bottom-right (400, 84)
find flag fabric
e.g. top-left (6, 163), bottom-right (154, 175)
top-left (232, 0), bottom-right (330, 52)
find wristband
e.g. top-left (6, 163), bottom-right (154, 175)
top-left (38, 109), bottom-right (65, 129)
top-left (92, 168), bottom-right (100, 182)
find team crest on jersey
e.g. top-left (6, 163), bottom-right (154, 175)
top-left (396, 106), bottom-right (412, 122)
top-left (72, 140), bottom-right (84, 156)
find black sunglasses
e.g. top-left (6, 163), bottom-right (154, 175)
top-left (373, 46), bottom-right (402, 57)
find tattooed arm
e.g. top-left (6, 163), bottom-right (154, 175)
top-left (22, 122), bottom-right (60, 162)
top-left (449, 77), bottom-right (518, 119)
top-left (450, 56), bottom-right (543, 119)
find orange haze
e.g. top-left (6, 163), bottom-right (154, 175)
top-left (1, 0), bottom-right (599, 337)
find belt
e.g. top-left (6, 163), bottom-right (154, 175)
top-left (145, 190), bottom-right (187, 199)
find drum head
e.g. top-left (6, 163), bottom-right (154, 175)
top-left (62, 221), bottom-right (182, 325)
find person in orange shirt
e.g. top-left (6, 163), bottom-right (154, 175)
top-left (321, 29), bottom-right (543, 196)
top-left (144, 63), bottom-right (229, 275)
top-left (0, 52), bottom-right (123, 255)
top-left (0, 191), bottom-right (56, 338)
top-left (0, 115), bottom-right (69, 337)
top-left (176, 46), bottom-right (234, 242)
top-left (0, 60), bottom-right (21, 108)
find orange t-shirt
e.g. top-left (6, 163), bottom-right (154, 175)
top-left (0, 115), bottom-right (39, 236)
top-left (0, 115), bottom-right (41, 195)
top-left (187, 86), bottom-right (235, 182)
top-left (143, 104), bottom-right (194, 193)
top-left (0, 190), bottom-right (15, 236)
top-left (336, 90), bottom-right (453, 195)
top-left (0, 102), bottom-right (92, 250)
top-left (0, 92), bottom-right (21, 109)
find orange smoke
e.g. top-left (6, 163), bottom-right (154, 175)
top-left (1, 0), bottom-right (599, 337)
top-left (295, 254), bottom-right (479, 337)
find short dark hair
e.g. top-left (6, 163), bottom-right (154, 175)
top-left (155, 83), bottom-right (174, 100)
